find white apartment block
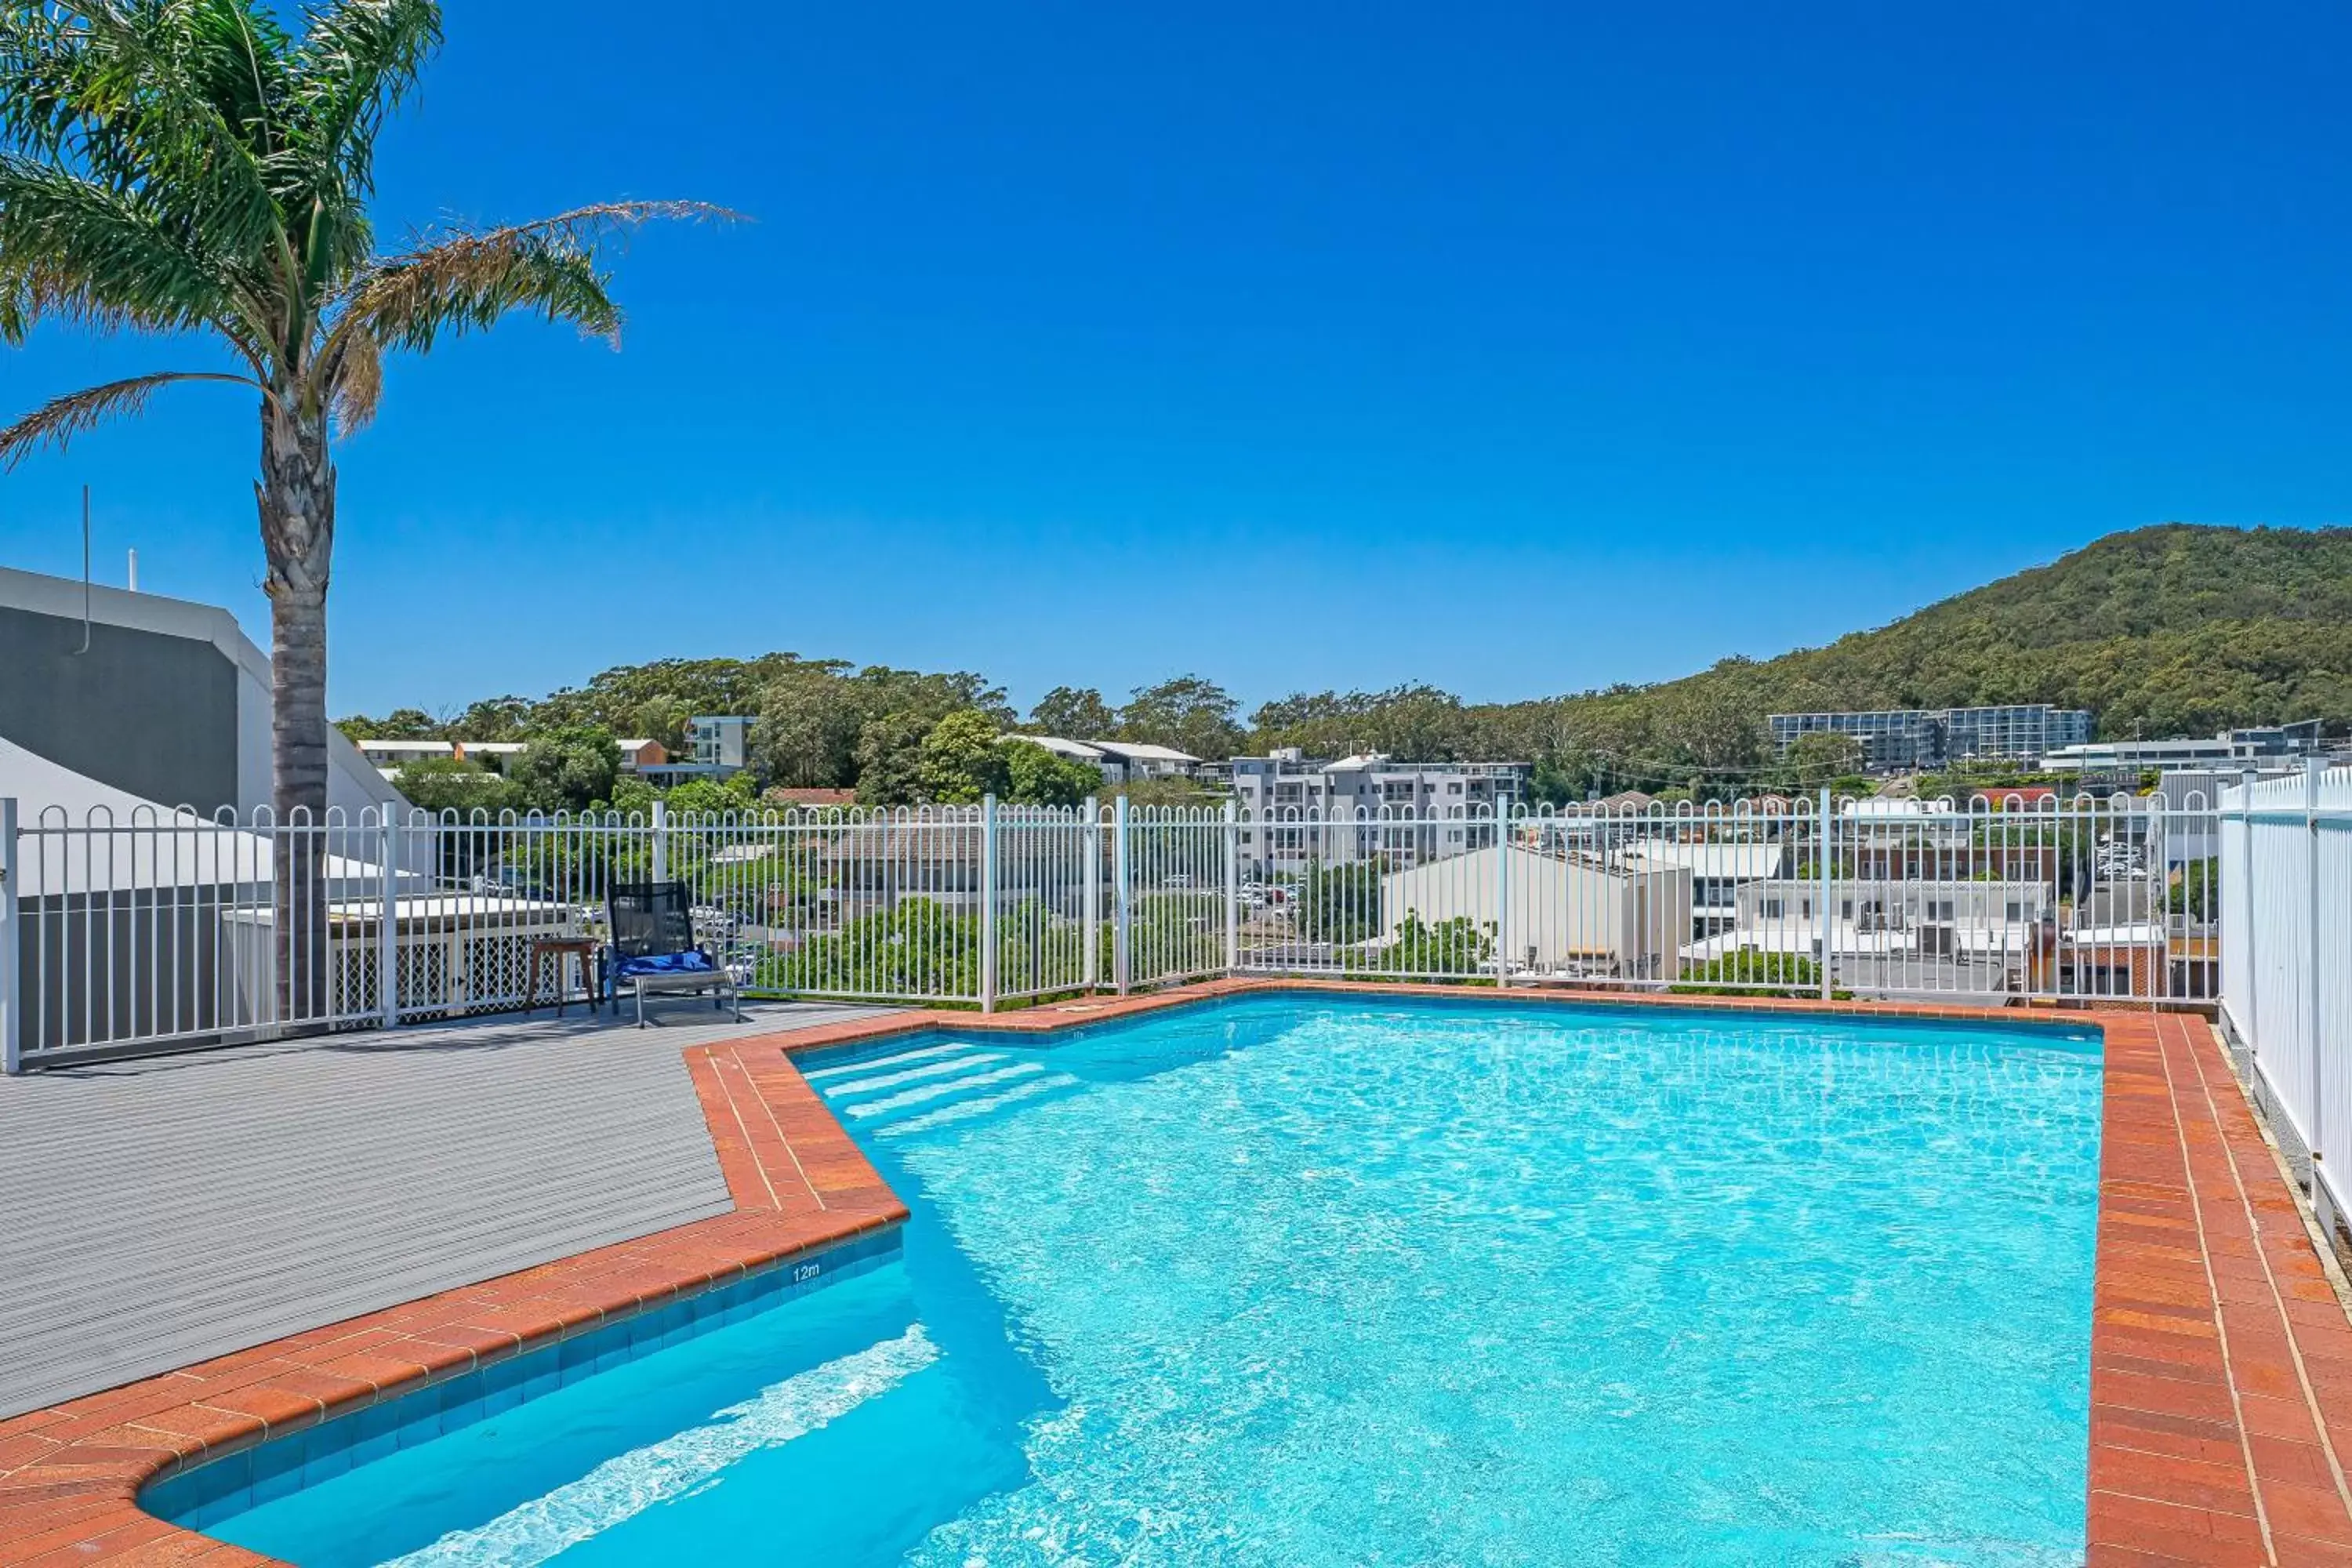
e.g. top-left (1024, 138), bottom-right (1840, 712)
top-left (1232, 750), bottom-right (1530, 874)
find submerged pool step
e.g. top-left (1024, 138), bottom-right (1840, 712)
top-left (801, 1042), bottom-right (978, 1085)
top-left (814, 1051), bottom-right (1011, 1102)
top-left (833, 1062), bottom-right (1048, 1122)
top-left (878, 1073), bottom-right (1084, 1138)
top-left (379, 1324), bottom-right (939, 1568)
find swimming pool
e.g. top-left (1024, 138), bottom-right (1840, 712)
top-left (159, 995), bottom-right (2103, 1566)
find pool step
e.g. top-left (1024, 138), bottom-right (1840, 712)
top-left (379, 1324), bottom-right (939, 1566)
top-left (811, 1044), bottom-right (1080, 1134)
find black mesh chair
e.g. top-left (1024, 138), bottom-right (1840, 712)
top-left (605, 881), bottom-right (741, 1027)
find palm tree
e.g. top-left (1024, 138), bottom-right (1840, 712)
top-left (0, 0), bottom-right (719, 1021)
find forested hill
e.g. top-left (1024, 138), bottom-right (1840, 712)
top-left (340, 524), bottom-right (2350, 800)
top-left (1691, 523), bottom-right (2352, 731)
top-left (1257, 524), bottom-right (2352, 790)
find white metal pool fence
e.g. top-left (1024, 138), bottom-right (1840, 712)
top-left (4, 789), bottom-right (2228, 1069)
top-left (2217, 763), bottom-right (2352, 1221)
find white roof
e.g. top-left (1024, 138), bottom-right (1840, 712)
top-left (1842, 797), bottom-right (1955, 818)
top-left (1681, 926), bottom-right (1916, 960)
top-left (1088, 740), bottom-right (1200, 764)
top-left (456, 741), bottom-right (527, 756)
top-left (615, 739), bottom-right (659, 751)
top-left (1008, 735), bottom-right (1108, 761)
top-left (1624, 842), bottom-right (1784, 880)
top-left (355, 739), bottom-right (453, 755)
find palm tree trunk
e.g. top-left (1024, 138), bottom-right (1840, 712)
top-left (259, 398), bottom-right (337, 1026)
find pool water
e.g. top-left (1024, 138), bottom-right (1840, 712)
top-left (185, 996), bottom-right (2103, 1566)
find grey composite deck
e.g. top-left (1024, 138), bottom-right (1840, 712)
top-left (0, 999), bottom-right (902, 1419)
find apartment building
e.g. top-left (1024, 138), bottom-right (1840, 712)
top-left (1232, 750), bottom-right (1530, 873)
top-left (641, 716), bottom-right (754, 783)
top-left (2040, 721), bottom-right (2327, 776)
top-left (1768, 705), bottom-right (2092, 773)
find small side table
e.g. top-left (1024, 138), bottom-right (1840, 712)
top-left (526, 936), bottom-right (601, 1018)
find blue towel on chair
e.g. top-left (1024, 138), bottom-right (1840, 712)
top-left (616, 950), bottom-right (715, 979)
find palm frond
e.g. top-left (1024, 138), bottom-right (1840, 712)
top-left (7, 4), bottom-right (290, 260)
top-left (325, 321), bottom-right (383, 433)
top-left (336, 201), bottom-right (732, 354)
top-left (0, 154), bottom-right (245, 342)
top-left (289, 0), bottom-right (441, 198)
top-left (0, 368), bottom-right (260, 471)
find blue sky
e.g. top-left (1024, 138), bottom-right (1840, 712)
top-left (3, 2), bottom-right (2348, 719)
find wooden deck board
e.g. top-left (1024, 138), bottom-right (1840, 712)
top-left (0, 1000), bottom-right (900, 1417)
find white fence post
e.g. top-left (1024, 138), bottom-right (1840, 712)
top-left (1494, 804), bottom-right (1512, 988)
top-left (1, 797), bottom-right (20, 1075)
top-left (2307, 758), bottom-right (2325, 1196)
top-left (377, 811), bottom-right (399, 1029)
top-left (1818, 787), bottom-right (1835, 1001)
top-left (1114, 794), bottom-right (1132, 996)
top-left (650, 798), bottom-right (670, 885)
top-left (1083, 797), bottom-right (1102, 991)
top-left (980, 794), bottom-right (999, 1014)
top-left (1223, 799), bottom-right (1240, 977)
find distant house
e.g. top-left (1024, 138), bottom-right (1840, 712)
top-left (764, 786), bottom-right (856, 808)
top-left (355, 738), bottom-right (453, 779)
top-left (1697, 877), bottom-right (2053, 974)
top-left (642, 716), bottom-right (753, 784)
top-left (614, 739), bottom-right (669, 775)
top-left (1011, 736), bottom-right (1206, 789)
top-left (1087, 740), bottom-right (1202, 782)
top-left (1010, 735), bottom-right (1117, 786)
top-left (452, 740), bottom-right (526, 772)
top-left (1972, 786), bottom-right (2058, 809)
top-left (354, 737), bottom-right (530, 782)
top-left (1621, 840), bottom-right (1784, 935)
top-left (1378, 845), bottom-right (1690, 981)
top-left (1589, 790), bottom-right (1657, 813)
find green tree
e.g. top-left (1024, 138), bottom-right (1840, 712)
top-left (1004, 739), bottom-right (1102, 806)
top-left (2169, 858), bottom-right (2218, 916)
top-left (510, 725), bottom-right (619, 814)
top-left (1778, 731), bottom-right (1866, 786)
top-left (749, 659), bottom-right (862, 786)
top-left (660, 771), bottom-right (758, 817)
top-left (391, 756), bottom-right (520, 817)
top-left (1672, 949), bottom-right (1843, 1000)
top-left (451, 695), bottom-right (535, 742)
top-left (917, 710), bottom-right (1007, 804)
top-left (0, 0), bottom-right (715, 1014)
top-left (336, 705), bottom-right (441, 741)
top-left (1120, 675), bottom-right (1243, 762)
top-left (1293, 858), bottom-right (1384, 946)
top-left (1366, 911), bottom-right (1494, 978)
top-left (1027, 685), bottom-right (1118, 739)
top-left (854, 710), bottom-right (932, 806)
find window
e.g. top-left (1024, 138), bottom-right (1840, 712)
top-left (1763, 898), bottom-right (1785, 919)
top-left (1927, 899), bottom-right (1956, 920)
top-left (2005, 900), bottom-right (2027, 922)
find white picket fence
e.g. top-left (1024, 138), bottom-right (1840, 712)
top-left (2218, 764), bottom-right (2352, 1217)
top-left (4, 789), bottom-right (2225, 1069)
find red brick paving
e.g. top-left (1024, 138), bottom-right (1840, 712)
top-left (2, 984), bottom-right (2345, 1565)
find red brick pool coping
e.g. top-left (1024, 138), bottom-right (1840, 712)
top-left (1, 983), bottom-right (2346, 1566)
